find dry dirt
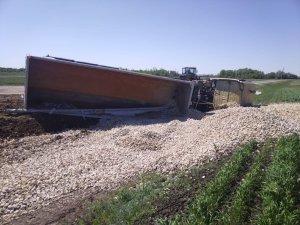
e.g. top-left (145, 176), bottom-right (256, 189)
top-left (0, 95), bottom-right (97, 140)
top-left (0, 95), bottom-right (300, 225)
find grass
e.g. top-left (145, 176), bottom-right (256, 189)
top-left (0, 71), bottom-right (25, 85)
top-left (254, 79), bottom-right (300, 104)
top-left (256, 134), bottom-right (300, 225)
top-left (76, 174), bottom-right (166, 225)
top-left (76, 135), bottom-right (300, 225)
top-left (157, 141), bottom-right (257, 225)
top-left (76, 158), bottom-right (227, 225)
top-left (220, 141), bottom-right (273, 225)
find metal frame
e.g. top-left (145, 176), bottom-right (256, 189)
top-left (24, 56), bottom-right (30, 108)
top-left (6, 106), bottom-right (169, 118)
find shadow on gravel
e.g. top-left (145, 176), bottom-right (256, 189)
top-left (92, 110), bottom-right (214, 131)
top-left (0, 94), bottom-right (213, 139)
top-left (0, 112), bottom-right (98, 139)
top-left (0, 95), bottom-right (99, 139)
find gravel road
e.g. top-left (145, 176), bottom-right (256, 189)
top-left (0, 86), bottom-right (24, 95)
top-left (248, 79), bottom-right (285, 84)
top-left (1, 103), bottom-right (300, 224)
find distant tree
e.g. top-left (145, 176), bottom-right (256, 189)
top-left (219, 69), bottom-right (235, 78)
top-left (275, 70), bottom-right (285, 79)
top-left (0, 67), bottom-right (25, 72)
top-left (236, 68), bottom-right (264, 79)
top-left (284, 72), bottom-right (298, 79)
top-left (133, 68), bottom-right (179, 78)
top-left (218, 68), bottom-right (298, 79)
top-left (275, 70), bottom-right (298, 79)
top-left (219, 68), bottom-right (264, 79)
top-left (265, 72), bottom-right (276, 79)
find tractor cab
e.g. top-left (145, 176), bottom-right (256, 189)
top-left (182, 67), bottom-right (197, 75)
top-left (180, 67), bottom-right (198, 80)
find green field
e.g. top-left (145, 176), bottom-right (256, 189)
top-left (0, 71), bottom-right (25, 85)
top-left (76, 134), bottom-right (300, 225)
top-left (254, 79), bottom-right (300, 104)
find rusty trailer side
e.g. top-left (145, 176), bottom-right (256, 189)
top-left (25, 56), bottom-right (194, 114)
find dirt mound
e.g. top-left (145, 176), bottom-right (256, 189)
top-left (0, 95), bottom-right (97, 140)
top-left (0, 114), bottom-right (45, 139)
top-left (0, 95), bottom-right (45, 139)
top-left (0, 95), bottom-right (23, 110)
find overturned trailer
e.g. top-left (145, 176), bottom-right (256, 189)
top-left (21, 56), bottom-right (256, 118)
top-left (190, 78), bottom-right (256, 111)
top-left (212, 78), bottom-right (256, 108)
top-left (24, 56), bottom-right (194, 117)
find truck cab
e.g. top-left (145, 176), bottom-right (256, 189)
top-left (180, 67), bottom-right (198, 80)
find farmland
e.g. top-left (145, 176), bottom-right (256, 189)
top-left (0, 71), bottom-right (25, 86)
top-left (254, 79), bottom-right (300, 104)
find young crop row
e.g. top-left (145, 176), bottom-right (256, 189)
top-left (257, 134), bottom-right (300, 225)
top-left (76, 134), bottom-right (300, 225)
top-left (220, 141), bottom-right (273, 225)
top-left (158, 141), bottom-right (257, 225)
top-left (76, 158), bottom-right (225, 225)
top-left (159, 135), bottom-right (300, 225)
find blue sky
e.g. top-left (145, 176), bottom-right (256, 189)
top-left (0, 0), bottom-right (299, 75)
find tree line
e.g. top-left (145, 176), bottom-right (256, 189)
top-left (1, 66), bottom-right (298, 79)
top-left (132, 68), bottom-right (179, 78)
top-left (0, 67), bottom-right (25, 72)
top-left (218, 68), bottom-right (298, 79)
top-left (133, 68), bottom-right (298, 79)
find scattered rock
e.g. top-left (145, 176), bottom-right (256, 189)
top-left (0, 103), bottom-right (300, 224)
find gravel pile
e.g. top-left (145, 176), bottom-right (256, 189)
top-left (1, 103), bottom-right (300, 223)
top-left (261, 103), bottom-right (300, 123)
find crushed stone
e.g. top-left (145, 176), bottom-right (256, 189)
top-left (1, 103), bottom-right (300, 223)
